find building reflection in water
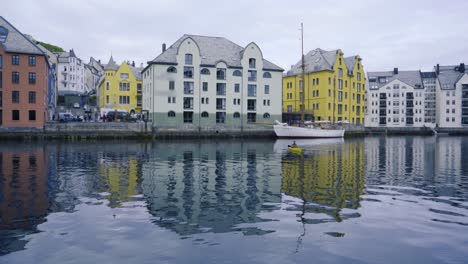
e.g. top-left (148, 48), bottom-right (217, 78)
top-left (1, 137), bottom-right (468, 256)
top-left (280, 139), bottom-right (365, 223)
top-left (0, 143), bottom-right (49, 255)
top-left (141, 141), bottom-right (282, 236)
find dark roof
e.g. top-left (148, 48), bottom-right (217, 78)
top-left (436, 64), bottom-right (467, 90)
top-left (104, 56), bottom-right (119, 71)
top-left (148, 34), bottom-right (283, 71)
top-left (0, 16), bottom-right (45, 55)
top-left (367, 70), bottom-right (423, 89)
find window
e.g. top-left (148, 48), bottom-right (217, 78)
top-left (167, 66), bottom-right (177, 73)
top-left (233, 112), bottom-right (240, 118)
top-left (168, 111), bottom-right (176, 117)
top-left (216, 98), bottom-right (226, 110)
top-left (12, 72), bottom-right (19, 83)
top-left (119, 96), bottom-right (130, 104)
top-left (247, 113), bottom-right (256, 123)
top-left (184, 81), bottom-right (194, 94)
top-left (119, 82), bottom-right (130, 91)
top-left (12, 91), bottom-right (19, 103)
top-left (201, 111), bottom-right (209, 118)
top-left (264, 85), bottom-right (270, 94)
top-left (287, 105), bottom-right (292, 112)
top-left (263, 113), bottom-right (270, 119)
top-left (216, 68), bottom-right (226, 80)
top-left (0, 71), bottom-right (2, 88)
top-left (184, 66), bottom-right (194, 78)
top-left (216, 83), bottom-right (226, 96)
top-left (183, 111), bottom-right (193, 123)
top-left (201, 68), bottom-right (210, 75)
top-left (248, 84), bottom-right (257, 97)
top-left (28, 91), bottom-right (36, 104)
top-left (169, 81), bottom-right (175, 90)
top-left (0, 55), bottom-right (2, 68)
top-left (12, 110), bottom-right (19, 120)
top-left (202, 82), bottom-right (208, 92)
top-left (216, 112), bottom-right (226, 123)
top-left (28, 110), bottom-right (36, 121)
top-left (28, 72), bottom-right (36, 84)
top-left (120, 73), bottom-right (129, 79)
top-left (248, 70), bottom-right (257, 82)
top-left (357, 72), bottom-right (361, 81)
top-left (247, 99), bottom-right (256, 111)
top-left (106, 95), bottom-right (109, 104)
top-left (12, 55), bottom-right (19, 65)
top-left (338, 68), bottom-right (343, 77)
top-left (249, 58), bottom-right (256, 68)
top-left (106, 82), bottom-right (109, 90)
top-left (263, 72), bottom-right (272, 78)
top-left (234, 83), bottom-right (240, 93)
top-left (0, 91), bottom-right (2, 107)
top-left (185, 54), bottom-right (193, 65)
top-left (168, 97), bottom-right (171, 103)
top-left (183, 97), bottom-right (193, 109)
top-left (29, 56), bottom-right (36, 66)
top-left (233, 70), bottom-right (242, 77)
top-left (338, 79), bottom-right (342, 89)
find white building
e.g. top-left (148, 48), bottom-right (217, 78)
top-left (366, 69), bottom-right (427, 127)
top-left (57, 49), bottom-right (86, 97)
top-left (435, 63), bottom-right (468, 128)
top-left (142, 34), bottom-right (283, 131)
top-left (84, 57), bottom-right (104, 95)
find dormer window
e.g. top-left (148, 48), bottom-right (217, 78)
top-left (249, 58), bottom-right (256, 69)
top-left (0, 26), bottom-right (8, 43)
top-left (185, 54), bottom-right (193, 65)
top-left (167, 66), bottom-right (177, 73)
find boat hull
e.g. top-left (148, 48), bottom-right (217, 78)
top-left (274, 125), bottom-right (345, 138)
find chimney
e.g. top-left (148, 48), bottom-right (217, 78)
top-left (460, 63), bottom-right (465, 73)
top-left (393, 67), bottom-right (398, 75)
top-left (436, 64), bottom-right (440, 75)
top-left (162, 43), bottom-right (166, 52)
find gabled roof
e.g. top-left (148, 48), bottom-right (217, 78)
top-left (0, 16), bottom-right (45, 55)
top-left (421, 71), bottom-right (436, 78)
top-left (148, 34), bottom-right (283, 72)
top-left (367, 70), bottom-right (423, 90)
top-left (344, 56), bottom-right (357, 73)
top-left (286, 48), bottom-right (345, 76)
top-left (129, 65), bottom-right (143, 81)
top-left (436, 64), bottom-right (467, 90)
top-left (104, 56), bottom-right (119, 71)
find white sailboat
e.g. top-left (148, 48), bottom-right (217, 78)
top-left (274, 23), bottom-right (344, 139)
top-left (273, 121), bottom-right (345, 138)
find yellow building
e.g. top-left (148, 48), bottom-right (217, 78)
top-left (283, 49), bottom-right (366, 125)
top-left (98, 56), bottom-right (143, 114)
top-left (281, 141), bottom-right (365, 219)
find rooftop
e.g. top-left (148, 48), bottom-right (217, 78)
top-left (0, 16), bottom-right (45, 55)
top-left (367, 69), bottom-right (423, 89)
top-left (436, 64), bottom-right (467, 90)
top-left (149, 34), bottom-right (283, 71)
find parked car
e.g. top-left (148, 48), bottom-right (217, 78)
top-left (58, 113), bottom-right (74, 122)
top-left (107, 111), bottom-right (130, 122)
top-left (73, 103), bottom-right (80, 109)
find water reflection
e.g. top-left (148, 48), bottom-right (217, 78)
top-left (141, 141), bottom-right (282, 235)
top-left (0, 137), bottom-right (467, 262)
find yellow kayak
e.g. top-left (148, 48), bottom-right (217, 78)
top-left (288, 146), bottom-right (303, 154)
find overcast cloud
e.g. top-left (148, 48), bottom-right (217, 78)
top-left (3, 0), bottom-right (468, 72)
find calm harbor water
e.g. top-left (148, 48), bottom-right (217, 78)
top-left (0, 137), bottom-right (467, 264)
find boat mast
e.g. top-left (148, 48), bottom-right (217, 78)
top-left (300, 23), bottom-right (305, 127)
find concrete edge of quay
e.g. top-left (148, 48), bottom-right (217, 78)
top-left (3, 123), bottom-right (468, 140)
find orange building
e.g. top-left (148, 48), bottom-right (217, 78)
top-left (0, 16), bottom-right (50, 128)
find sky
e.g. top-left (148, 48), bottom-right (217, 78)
top-left (2, 0), bottom-right (468, 72)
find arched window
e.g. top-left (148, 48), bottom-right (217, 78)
top-left (233, 70), bottom-right (242, 77)
top-left (201, 111), bottom-right (209, 118)
top-left (168, 111), bottom-right (176, 117)
top-left (167, 66), bottom-right (177, 73)
top-left (233, 112), bottom-right (240, 118)
top-left (263, 72), bottom-right (272, 78)
top-left (263, 113), bottom-right (270, 119)
top-left (106, 82), bottom-right (109, 90)
top-left (249, 58), bottom-right (256, 68)
top-left (201, 68), bottom-right (210, 75)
